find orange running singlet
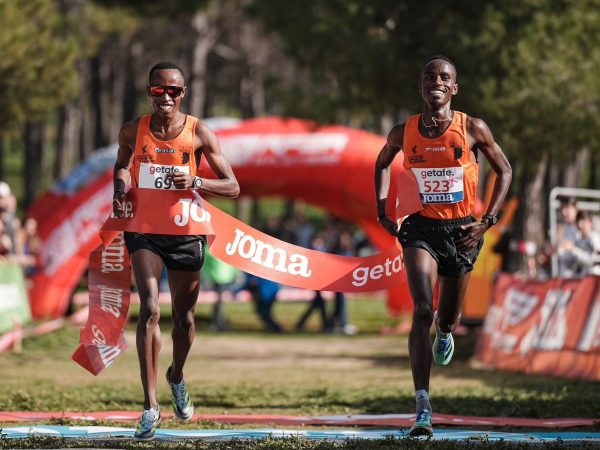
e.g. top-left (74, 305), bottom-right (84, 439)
top-left (402, 111), bottom-right (478, 219)
top-left (129, 114), bottom-right (199, 189)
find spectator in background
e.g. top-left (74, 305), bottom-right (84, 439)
top-left (14, 217), bottom-right (42, 274)
top-left (0, 181), bottom-right (18, 250)
top-left (295, 234), bottom-right (329, 332)
top-left (328, 230), bottom-right (358, 335)
top-left (557, 197), bottom-right (579, 277)
top-left (293, 210), bottom-right (315, 249)
top-left (562, 211), bottom-right (600, 277)
top-left (0, 219), bottom-right (12, 258)
top-left (202, 251), bottom-right (240, 331)
top-left (244, 273), bottom-right (282, 333)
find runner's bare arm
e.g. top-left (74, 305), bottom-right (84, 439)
top-left (456, 117), bottom-right (512, 250)
top-left (468, 117), bottom-right (512, 220)
top-left (374, 123), bottom-right (404, 236)
top-left (168, 121), bottom-right (240, 197)
top-left (112, 121), bottom-right (136, 217)
top-left (196, 121), bottom-right (240, 197)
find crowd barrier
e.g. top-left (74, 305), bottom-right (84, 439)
top-left (477, 273), bottom-right (599, 381)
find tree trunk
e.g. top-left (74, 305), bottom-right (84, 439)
top-left (0, 139), bottom-right (5, 181)
top-left (589, 151), bottom-right (597, 189)
top-left (123, 42), bottom-right (142, 123)
top-left (79, 59), bottom-right (96, 162)
top-left (560, 148), bottom-right (590, 188)
top-left (54, 103), bottom-right (80, 179)
top-left (189, 11), bottom-right (218, 118)
top-left (96, 52), bottom-right (112, 148)
top-left (108, 43), bottom-right (126, 144)
top-left (23, 122), bottom-right (45, 208)
top-left (510, 154), bottom-right (549, 276)
top-left (239, 21), bottom-right (267, 118)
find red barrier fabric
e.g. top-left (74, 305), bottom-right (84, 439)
top-left (0, 410), bottom-right (596, 428)
top-left (477, 274), bottom-right (600, 381)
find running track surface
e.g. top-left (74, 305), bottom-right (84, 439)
top-left (2, 426), bottom-right (599, 443)
top-left (0, 411), bottom-right (597, 428)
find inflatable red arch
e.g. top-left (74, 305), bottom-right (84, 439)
top-left (27, 117), bottom-right (411, 319)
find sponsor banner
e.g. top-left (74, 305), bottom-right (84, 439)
top-left (73, 189), bottom-right (406, 374)
top-left (79, 234), bottom-right (130, 347)
top-left (0, 263), bottom-right (31, 334)
top-left (477, 274), bottom-right (600, 381)
top-left (71, 333), bottom-right (127, 376)
top-left (100, 189), bottom-right (215, 240)
top-left (206, 203), bottom-right (404, 292)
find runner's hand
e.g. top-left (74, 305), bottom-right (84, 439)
top-left (456, 221), bottom-right (487, 251)
top-left (378, 215), bottom-right (400, 237)
top-left (112, 191), bottom-right (126, 218)
top-left (167, 172), bottom-right (192, 189)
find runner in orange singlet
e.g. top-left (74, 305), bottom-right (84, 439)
top-left (374, 55), bottom-right (512, 437)
top-left (113, 61), bottom-right (239, 440)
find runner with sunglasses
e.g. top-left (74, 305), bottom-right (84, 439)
top-left (374, 55), bottom-right (512, 437)
top-left (113, 61), bottom-right (239, 440)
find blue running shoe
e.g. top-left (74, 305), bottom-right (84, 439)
top-left (166, 366), bottom-right (194, 421)
top-left (432, 311), bottom-right (454, 366)
top-left (409, 408), bottom-right (433, 437)
top-left (134, 406), bottom-right (161, 440)
top-left (432, 332), bottom-right (454, 366)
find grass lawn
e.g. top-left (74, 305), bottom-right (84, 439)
top-left (0, 297), bottom-right (598, 449)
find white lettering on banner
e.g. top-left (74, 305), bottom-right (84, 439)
top-left (101, 234), bottom-right (126, 273)
top-left (174, 199), bottom-right (211, 227)
top-left (219, 134), bottom-right (349, 166)
top-left (504, 289), bottom-right (539, 325)
top-left (0, 283), bottom-right (22, 313)
top-left (484, 288), bottom-right (538, 351)
top-left (90, 324), bottom-right (121, 366)
top-left (484, 305), bottom-right (518, 351)
top-left (98, 284), bottom-right (123, 318)
top-left (97, 344), bottom-right (121, 367)
top-left (520, 288), bottom-right (571, 356)
top-left (577, 292), bottom-right (600, 351)
top-left (225, 228), bottom-right (312, 277)
top-left (351, 254), bottom-right (403, 287)
top-left (91, 324), bottom-right (106, 346)
top-left (43, 183), bottom-right (114, 275)
top-left (412, 167), bottom-right (464, 204)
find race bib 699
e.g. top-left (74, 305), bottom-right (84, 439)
top-left (138, 163), bottom-right (190, 190)
top-left (412, 167), bottom-right (464, 204)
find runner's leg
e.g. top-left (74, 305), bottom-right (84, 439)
top-left (166, 269), bottom-right (201, 383)
top-left (131, 249), bottom-right (164, 410)
top-left (437, 273), bottom-right (471, 333)
top-left (403, 247), bottom-right (438, 392)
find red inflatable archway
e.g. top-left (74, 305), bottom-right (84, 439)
top-left (27, 117), bottom-right (410, 319)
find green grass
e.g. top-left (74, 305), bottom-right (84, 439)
top-left (1, 435), bottom-right (598, 450)
top-left (0, 298), bottom-right (598, 449)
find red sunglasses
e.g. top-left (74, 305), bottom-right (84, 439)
top-left (147, 85), bottom-right (184, 98)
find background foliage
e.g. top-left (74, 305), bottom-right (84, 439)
top-left (1, 0), bottom-right (599, 272)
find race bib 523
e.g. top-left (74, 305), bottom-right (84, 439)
top-left (412, 167), bottom-right (464, 204)
top-left (138, 163), bottom-right (189, 190)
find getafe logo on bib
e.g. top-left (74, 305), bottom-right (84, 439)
top-left (413, 167), bottom-right (464, 204)
top-left (138, 163), bottom-right (189, 190)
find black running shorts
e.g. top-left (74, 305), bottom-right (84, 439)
top-left (398, 213), bottom-right (483, 277)
top-left (124, 232), bottom-right (206, 272)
